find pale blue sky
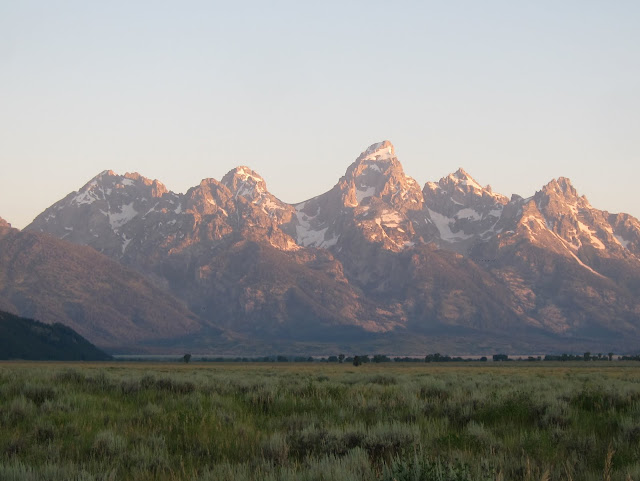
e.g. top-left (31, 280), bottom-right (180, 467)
top-left (1, 1), bottom-right (639, 228)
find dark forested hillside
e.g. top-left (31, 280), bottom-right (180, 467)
top-left (0, 310), bottom-right (112, 360)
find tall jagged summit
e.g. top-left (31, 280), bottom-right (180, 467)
top-left (341, 140), bottom-right (423, 209)
top-left (20, 139), bottom-right (640, 353)
top-left (221, 166), bottom-right (268, 201)
top-left (358, 140), bottom-right (396, 162)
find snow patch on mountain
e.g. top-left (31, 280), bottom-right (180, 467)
top-left (455, 208), bottom-right (482, 221)
top-left (72, 187), bottom-right (101, 206)
top-left (577, 221), bottom-right (605, 249)
top-left (296, 224), bottom-right (338, 248)
top-left (379, 211), bottom-right (403, 227)
top-left (361, 141), bottom-right (395, 161)
top-left (428, 209), bottom-right (473, 242)
top-left (356, 186), bottom-right (376, 204)
top-left (258, 197), bottom-right (281, 213)
top-left (107, 203), bottom-right (138, 230)
top-left (449, 173), bottom-right (483, 192)
top-left (235, 166), bottom-right (265, 187)
top-left (565, 250), bottom-right (605, 277)
top-left (520, 214), bottom-right (547, 239)
top-left (614, 234), bottom-right (630, 249)
top-left (293, 205), bottom-right (339, 248)
top-left (121, 234), bottom-right (132, 253)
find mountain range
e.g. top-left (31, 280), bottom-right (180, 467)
top-left (4, 141), bottom-right (640, 354)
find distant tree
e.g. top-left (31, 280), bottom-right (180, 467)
top-left (338, 354), bottom-right (345, 364)
top-left (608, 352), bottom-right (614, 361)
top-left (276, 355), bottom-right (288, 362)
top-left (353, 356), bottom-right (362, 367)
top-left (584, 352), bottom-right (591, 361)
top-left (372, 354), bottom-right (390, 363)
top-left (183, 353), bottom-right (191, 364)
top-left (328, 355), bottom-right (338, 363)
top-left (493, 354), bottom-right (509, 362)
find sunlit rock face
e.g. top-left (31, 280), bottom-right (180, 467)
top-left (24, 140), bottom-right (640, 352)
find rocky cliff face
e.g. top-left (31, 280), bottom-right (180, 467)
top-left (24, 141), bottom-right (640, 352)
top-left (288, 141), bottom-right (429, 252)
top-left (422, 168), bottom-right (510, 254)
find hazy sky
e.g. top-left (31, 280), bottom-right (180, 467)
top-left (1, 1), bottom-right (639, 229)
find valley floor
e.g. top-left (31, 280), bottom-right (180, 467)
top-left (1, 362), bottom-right (639, 480)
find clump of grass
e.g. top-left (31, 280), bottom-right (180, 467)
top-left (383, 454), bottom-right (476, 481)
top-left (141, 402), bottom-right (163, 420)
top-left (92, 430), bottom-right (127, 459)
top-left (21, 383), bottom-right (56, 406)
top-left (33, 422), bottom-right (56, 444)
top-left (153, 377), bottom-right (196, 394)
top-left (4, 396), bottom-right (34, 425)
top-left (261, 432), bottom-right (289, 465)
top-left (53, 368), bottom-right (85, 385)
top-left (125, 434), bottom-right (169, 474)
top-left (368, 374), bottom-right (397, 386)
top-left (84, 371), bottom-right (114, 392)
top-left (0, 461), bottom-right (104, 481)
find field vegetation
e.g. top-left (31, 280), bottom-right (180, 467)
top-left (1, 362), bottom-right (639, 480)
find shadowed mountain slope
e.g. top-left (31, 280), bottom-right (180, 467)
top-left (0, 310), bottom-right (112, 360)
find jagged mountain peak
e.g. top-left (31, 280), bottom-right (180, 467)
top-left (443, 168), bottom-right (493, 194)
top-left (78, 170), bottom-right (168, 199)
top-left (0, 217), bottom-right (11, 229)
top-left (514, 176), bottom-right (640, 260)
top-left (338, 140), bottom-right (422, 210)
top-left (96, 169), bottom-right (117, 179)
top-left (541, 177), bottom-right (579, 199)
top-left (346, 141), bottom-right (404, 183)
top-left (221, 166), bottom-right (268, 200)
top-left (452, 167), bottom-right (473, 179)
top-left (78, 170), bottom-right (114, 190)
top-left (425, 168), bottom-right (508, 207)
top-left (357, 140), bottom-right (396, 162)
top-left (123, 172), bottom-right (168, 194)
top-left (537, 177), bottom-right (592, 218)
top-left (20, 140), bottom-right (640, 353)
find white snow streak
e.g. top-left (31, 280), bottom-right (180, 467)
top-left (108, 203), bottom-right (138, 229)
top-left (427, 209), bottom-right (473, 242)
top-left (455, 208), bottom-right (482, 221)
top-left (614, 234), bottom-right (630, 249)
top-left (356, 186), bottom-right (376, 204)
top-left (294, 207), bottom-right (339, 248)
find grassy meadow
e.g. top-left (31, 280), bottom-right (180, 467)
top-left (0, 361), bottom-right (639, 480)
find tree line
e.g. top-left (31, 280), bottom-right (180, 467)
top-left (179, 351), bottom-right (638, 364)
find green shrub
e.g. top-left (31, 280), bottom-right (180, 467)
top-left (92, 430), bottom-right (127, 459)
